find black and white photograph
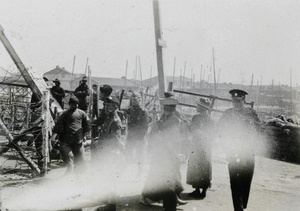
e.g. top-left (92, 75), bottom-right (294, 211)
top-left (0, 0), bottom-right (300, 210)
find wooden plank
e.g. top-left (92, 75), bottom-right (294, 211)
top-left (173, 89), bottom-right (254, 107)
top-left (0, 118), bottom-right (40, 174)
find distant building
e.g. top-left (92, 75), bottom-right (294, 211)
top-left (42, 65), bottom-right (300, 111)
top-left (43, 65), bottom-right (78, 90)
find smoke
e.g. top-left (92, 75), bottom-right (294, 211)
top-left (217, 120), bottom-right (271, 162)
top-left (2, 152), bottom-right (145, 211)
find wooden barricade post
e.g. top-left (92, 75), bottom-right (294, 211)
top-left (42, 91), bottom-right (50, 170)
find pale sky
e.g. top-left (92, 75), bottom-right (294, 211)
top-left (0, 0), bottom-right (300, 86)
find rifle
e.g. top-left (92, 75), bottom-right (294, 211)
top-left (119, 89), bottom-right (125, 109)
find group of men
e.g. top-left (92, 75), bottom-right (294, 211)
top-left (31, 75), bottom-right (261, 211)
top-left (138, 88), bottom-right (261, 211)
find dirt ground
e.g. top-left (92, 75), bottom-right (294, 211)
top-left (1, 142), bottom-right (300, 211)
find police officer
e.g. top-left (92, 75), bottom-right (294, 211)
top-left (141, 97), bottom-right (187, 211)
top-left (51, 78), bottom-right (65, 108)
top-left (74, 76), bottom-right (90, 112)
top-left (94, 96), bottom-right (126, 211)
top-left (218, 89), bottom-right (261, 211)
top-left (124, 92), bottom-right (149, 179)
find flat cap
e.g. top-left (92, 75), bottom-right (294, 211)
top-left (82, 76), bottom-right (88, 81)
top-left (229, 89), bottom-right (248, 98)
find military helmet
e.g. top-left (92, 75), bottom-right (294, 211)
top-left (106, 95), bottom-right (119, 105)
top-left (100, 84), bottom-right (113, 97)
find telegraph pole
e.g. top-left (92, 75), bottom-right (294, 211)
top-left (153, 0), bottom-right (166, 98)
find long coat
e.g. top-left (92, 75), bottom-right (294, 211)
top-left (142, 113), bottom-right (185, 201)
top-left (186, 111), bottom-right (214, 189)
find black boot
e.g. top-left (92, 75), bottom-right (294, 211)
top-left (199, 188), bottom-right (207, 198)
top-left (188, 188), bottom-right (201, 198)
top-left (95, 204), bottom-right (116, 211)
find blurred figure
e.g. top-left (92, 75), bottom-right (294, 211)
top-left (98, 84), bottom-right (114, 123)
top-left (74, 76), bottom-right (90, 113)
top-left (218, 89), bottom-right (261, 211)
top-left (91, 84), bottom-right (114, 154)
top-left (53, 97), bottom-right (91, 174)
top-left (93, 96), bottom-right (126, 211)
top-left (140, 97), bottom-right (187, 211)
top-left (92, 84), bottom-right (99, 119)
top-left (123, 91), bottom-right (149, 179)
top-left (187, 98), bottom-right (214, 199)
top-left (50, 78), bottom-right (65, 108)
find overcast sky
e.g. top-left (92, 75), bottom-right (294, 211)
top-left (1, 0), bottom-right (300, 86)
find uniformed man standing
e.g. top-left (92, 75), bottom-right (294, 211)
top-left (141, 97), bottom-right (187, 211)
top-left (74, 76), bottom-right (90, 113)
top-left (124, 92), bottom-right (149, 179)
top-left (218, 89), bottom-right (261, 211)
top-left (93, 96), bottom-right (126, 211)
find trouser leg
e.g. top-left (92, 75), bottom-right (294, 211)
top-left (72, 143), bottom-right (85, 174)
top-left (163, 191), bottom-right (177, 211)
top-left (228, 164), bottom-right (244, 211)
top-left (60, 142), bottom-right (74, 174)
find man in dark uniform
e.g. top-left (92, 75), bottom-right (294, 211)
top-left (98, 84), bottom-right (114, 123)
top-left (50, 78), bottom-right (65, 109)
top-left (123, 92), bottom-right (149, 179)
top-left (74, 76), bottom-right (90, 113)
top-left (53, 97), bottom-right (91, 174)
top-left (141, 97), bottom-right (187, 211)
top-left (92, 84), bottom-right (113, 135)
top-left (93, 96), bottom-right (126, 211)
top-left (218, 89), bottom-right (261, 211)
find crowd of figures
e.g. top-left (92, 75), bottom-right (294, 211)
top-left (29, 76), bottom-right (262, 211)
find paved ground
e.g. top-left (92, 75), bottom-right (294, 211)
top-left (1, 144), bottom-right (300, 211)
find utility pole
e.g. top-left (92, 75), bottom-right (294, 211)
top-left (139, 56), bottom-right (143, 87)
top-left (124, 60), bottom-right (128, 87)
top-left (212, 47), bottom-right (217, 95)
top-left (173, 57), bottom-right (176, 84)
top-left (183, 61), bottom-right (187, 89)
top-left (71, 55), bottom-right (76, 80)
top-left (84, 57), bottom-right (89, 75)
top-left (290, 68), bottom-right (293, 113)
top-left (153, 0), bottom-right (166, 97)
